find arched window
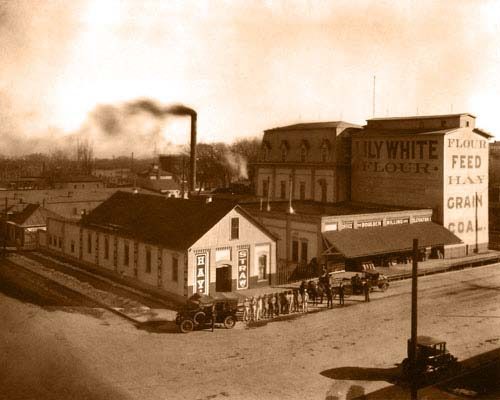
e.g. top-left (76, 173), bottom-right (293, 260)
top-left (261, 141), bottom-right (271, 161)
top-left (300, 147), bottom-right (307, 162)
top-left (280, 140), bottom-right (289, 162)
top-left (321, 139), bottom-right (331, 163)
top-left (300, 140), bottom-right (309, 162)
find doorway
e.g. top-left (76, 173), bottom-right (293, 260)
top-left (216, 265), bottom-right (232, 292)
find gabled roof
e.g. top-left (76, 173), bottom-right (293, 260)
top-left (9, 204), bottom-right (60, 227)
top-left (323, 222), bottom-right (462, 259)
top-left (473, 128), bottom-right (494, 139)
top-left (266, 121), bottom-right (361, 132)
top-left (81, 191), bottom-right (275, 250)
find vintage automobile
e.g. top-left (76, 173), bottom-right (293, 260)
top-left (349, 270), bottom-right (389, 294)
top-left (364, 270), bottom-right (389, 291)
top-left (400, 336), bottom-right (459, 381)
top-left (175, 293), bottom-right (239, 333)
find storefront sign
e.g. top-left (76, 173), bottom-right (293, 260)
top-left (237, 249), bottom-right (248, 290)
top-left (386, 218), bottom-right (409, 226)
top-left (196, 253), bottom-right (208, 294)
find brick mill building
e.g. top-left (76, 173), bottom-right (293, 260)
top-left (254, 121), bottom-right (362, 204)
top-left (351, 113), bottom-right (491, 255)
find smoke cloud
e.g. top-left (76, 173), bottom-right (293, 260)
top-left (224, 152), bottom-right (248, 180)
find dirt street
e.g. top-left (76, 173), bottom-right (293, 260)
top-left (1, 263), bottom-right (499, 400)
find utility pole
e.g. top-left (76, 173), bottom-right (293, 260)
top-left (410, 238), bottom-right (419, 400)
top-left (372, 75), bottom-right (376, 118)
top-left (3, 197), bottom-right (7, 257)
top-left (475, 191), bottom-right (479, 253)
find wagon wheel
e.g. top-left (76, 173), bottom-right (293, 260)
top-left (193, 311), bottom-right (206, 326)
top-left (179, 319), bottom-right (194, 333)
top-left (379, 283), bottom-right (389, 292)
top-left (223, 315), bottom-right (236, 329)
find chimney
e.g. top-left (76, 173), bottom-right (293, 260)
top-left (189, 113), bottom-right (197, 193)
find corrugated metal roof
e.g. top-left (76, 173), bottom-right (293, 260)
top-left (322, 222), bottom-right (462, 259)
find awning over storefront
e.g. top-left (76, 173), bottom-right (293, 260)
top-left (322, 222), bottom-right (462, 259)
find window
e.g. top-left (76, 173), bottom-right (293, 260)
top-left (261, 147), bottom-right (268, 161)
top-left (231, 217), bottom-right (239, 240)
top-left (300, 147), bottom-right (307, 162)
top-left (292, 240), bottom-right (299, 262)
top-left (299, 182), bottom-right (306, 200)
top-left (87, 233), bottom-right (92, 254)
top-left (104, 236), bottom-right (109, 259)
top-left (146, 248), bottom-right (151, 273)
top-left (301, 241), bottom-right (308, 263)
top-left (466, 121), bottom-right (470, 127)
top-left (281, 147), bottom-right (287, 162)
top-left (262, 180), bottom-right (269, 198)
top-left (321, 146), bottom-right (329, 162)
top-left (320, 181), bottom-right (327, 203)
top-left (172, 256), bottom-right (179, 282)
top-left (124, 242), bottom-right (129, 266)
top-left (71, 240), bottom-right (75, 253)
top-left (280, 181), bottom-right (286, 199)
top-left (258, 254), bottom-right (267, 280)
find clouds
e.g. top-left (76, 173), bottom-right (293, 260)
top-left (1, 0), bottom-right (499, 157)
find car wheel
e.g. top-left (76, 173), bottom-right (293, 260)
top-left (380, 283), bottom-right (389, 292)
top-left (223, 315), bottom-right (236, 329)
top-left (193, 311), bottom-right (206, 326)
top-left (179, 319), bottom-right (194, 333)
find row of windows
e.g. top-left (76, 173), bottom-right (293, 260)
top-left (262, 180), bottom-right (328, 202)
top-left (85, 233), bottom-right (179, 281)
top-left (48, 234), bottom-right (63, 249)
top-left (261, 144), bottom-right (330, 163)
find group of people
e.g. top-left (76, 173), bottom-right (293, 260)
top-left (242, 272), bottom-right (346, 322)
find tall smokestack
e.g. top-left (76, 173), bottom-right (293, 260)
top-left (190, 113), bottom-right (197, 193)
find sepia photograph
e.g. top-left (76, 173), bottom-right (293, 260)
top-left (1, 1), bottom-right (499, 399)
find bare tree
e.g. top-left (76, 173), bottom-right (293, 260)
top-left (77, 137), bottom-right (94, 175)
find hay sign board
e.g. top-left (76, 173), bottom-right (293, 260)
top-left (195, 253), bottom-right (208, 294)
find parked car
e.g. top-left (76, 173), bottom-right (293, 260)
top-left (175, 293), bottom-right (239, 333)
top-left (400, 336), bottom-right (459, 382)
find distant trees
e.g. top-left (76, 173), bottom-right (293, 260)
top-left (0, 136), bottom-right (263, 191)
top-left (76, 137), bottom-right (94, 175)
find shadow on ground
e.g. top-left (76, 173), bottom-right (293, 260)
top-left (320, 366), bottom-right (400, 383)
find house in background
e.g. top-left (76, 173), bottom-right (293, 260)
top-left (52, 175), bottom-right (104, 190)
top-left (5, 203), bottom-right (60, 249)
top-left (45, 192), bottom-right (277, 300)
top-left (136, 164), bottom-right (182, 197)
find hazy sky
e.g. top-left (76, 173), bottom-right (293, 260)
top-left (1, 0), bottom-right (500, 157)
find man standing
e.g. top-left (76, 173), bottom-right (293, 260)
top-left (363, 279), bottom-right (370, 302)
top-left (326, 284), bottom-right (333, 309)
top-left (211, 303), bottom-right (216, 332)
top-left (339, 281), bottom-right (345, 306)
